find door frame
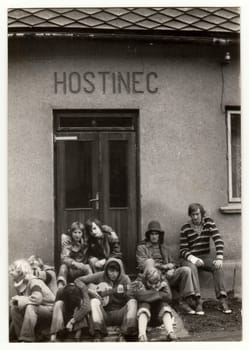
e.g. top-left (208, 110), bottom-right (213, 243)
top-left (53, 109), bottom-right (141, 272)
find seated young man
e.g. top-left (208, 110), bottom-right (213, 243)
top-left (9, 259), bottom-right (55, 342)
top-left (180, 203), bottom-right (232, 314)
top-left (28, 255), bottom-right (57, 295)
top-left (136, 220), bottom-right (200, 315)
top-left (84, 219), bottom-right (122, 273)
top-left (50, 283), bottom-right (91, 342)
top-left (75, 258), bottom-right (137, 341)
top-left (57, 221), bottom-right (92, 288)
top-left (135, 267), bottom-right (177, 342)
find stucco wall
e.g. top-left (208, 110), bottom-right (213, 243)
top-left (8, 38), bottom-right (241, 272)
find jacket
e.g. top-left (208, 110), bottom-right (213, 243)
top-left (133, 276), bottom-right (172, 304)
top-left (61, 233), bottom-right (88, 266)
top-left (75, 258), bottom-right (131, 311)
top-left (136, 240), bottom-right (175, 271)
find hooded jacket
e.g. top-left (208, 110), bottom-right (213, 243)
top-left (75, 258), bottom-right (131, 311)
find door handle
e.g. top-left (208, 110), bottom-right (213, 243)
top-left (89, 192), bottom-right (99, 210)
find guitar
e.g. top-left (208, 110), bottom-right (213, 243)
top-left (89, 281), bottom-right (142, 306)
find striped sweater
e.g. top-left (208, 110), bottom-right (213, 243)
top-left (180, 217), bottom-right (224, 260)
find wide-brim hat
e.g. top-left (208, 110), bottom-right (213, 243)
top-left (145, 220), bottom-right (164, 240)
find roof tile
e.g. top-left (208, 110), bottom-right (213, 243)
top-left (108, 18), bottom-right (131, 28)
top-left (49, 17), bottom-right (74, 26)
top-left (120, 12), bottom-right (144, 23)
top-left (78, 17), bottom-right (103, 27)
top-left (8, 9), bottom-right (30, 19)
top-left (203, 15), bottom-right (226, 25)
top-left (177, 14), bottom-right (199, 24)
top-left (214, 8), bottom-right (239, 19)
top-left (187, 8), bottom-right (209, 18)
top-left (149, 13), bottom-right (170, 24)
top-left (132, 8), bottom-right (156, 17)
top-left (21, 15), bottom-right (45, 26)
top-left (137, 19), bottom-right (159, 29)
top-left (63, 10), bottom-right (88, 20)
top-left (104, 8), bottom-right (129, 16)
top-left (94, 11), bottom-right (116, 22)
top-left (160, 8), bottom-right (182, 17)
top-left (193, 21), bottom-right (215, 31)
top-left (34, 9), bottom-right (59, 20)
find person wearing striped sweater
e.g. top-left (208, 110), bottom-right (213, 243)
top-left (180, 203), bottom-right (232, 314)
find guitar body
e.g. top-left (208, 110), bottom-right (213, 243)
top-left (95, 282), bottom-right (111, 306)
top-left (89, 280), bottom-right (141, 306)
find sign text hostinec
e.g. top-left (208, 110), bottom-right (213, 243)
top-left (54, 71), bottom-right (158, 94)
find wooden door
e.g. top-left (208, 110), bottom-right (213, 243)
top-left (55, 131), bottom-right (138, 273)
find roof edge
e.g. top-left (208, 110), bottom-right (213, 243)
top-left (8, 28), bottom-right (240, 45)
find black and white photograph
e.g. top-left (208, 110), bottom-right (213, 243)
top-left (3, 0), bottom-right (247, 346)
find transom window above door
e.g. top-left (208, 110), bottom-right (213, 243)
top-left (54, 109), bottom-right (137, 131)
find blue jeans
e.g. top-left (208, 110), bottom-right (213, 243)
top-left (182, 255), bottom-right (227, 299)
top-left (10, 301), bottom-right (53, 342)
top-left (90, 298), bottom-right (137, 336)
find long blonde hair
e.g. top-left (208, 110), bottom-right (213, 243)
top-left (9, 259), bottom-right (33, 281)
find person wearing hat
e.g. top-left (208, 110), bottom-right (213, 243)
top-left (136, 220), bottom-right (200, 315)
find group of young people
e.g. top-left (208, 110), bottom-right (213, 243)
top-left (9, 203), bottom-right (232, 342)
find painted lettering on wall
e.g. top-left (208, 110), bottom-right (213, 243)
top-left (54, 71), bottom-right (158, 94)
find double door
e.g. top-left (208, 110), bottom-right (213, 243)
top-left (55, 130), bottom-right (138, 273)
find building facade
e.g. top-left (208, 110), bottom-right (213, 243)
top-left (8, 7), bottom-right (241, 296)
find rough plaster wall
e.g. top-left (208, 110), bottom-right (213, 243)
top-left (8, 39), bottom-right (241, 269)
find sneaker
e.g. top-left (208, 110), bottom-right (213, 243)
top-left (185, 295), bottom-right (197, 310)
top-left (93, 331), bottom-right (102, 342)
top-left (219, 297), bottom-right (232, 314)
top-left (138, 334), bottom-right (148, 342)
top-left (50, 334), bottom-right (57, 342)
top-left (195, 299), bottom-right (205, 315)
top-left (167, 331), bottom-right (178, 341)
top-left (179, 301), bottom-right (196, 314)
top-left (118, 335), bottom-right (126, 342)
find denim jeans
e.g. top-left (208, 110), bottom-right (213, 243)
top-left (10, 301), bottom-right (53, 342)
top-left (182, 255), bottom-right (227, 299)
top-left (90, 298), bottom-right (138, 336)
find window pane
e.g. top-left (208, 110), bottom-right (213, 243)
top-left (231, 114), bottom-right (241, 198)
top-left (65, 141), bottom-right (92, 208)
top-left (109, 141), bottom-right (128, 207)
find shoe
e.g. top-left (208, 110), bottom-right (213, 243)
top-left (138, 334), bottom-right (148, 342)
top-left (118, 334), bottom-right (126, 342)
top-left (179, 301), bottom-right (195, 314)
top-left (93, 331), bottom-right (102, 342)
top-left (195, 298), bottom-right (205, 315)
top-left (167, 331), bottom-right (178, 341)
top-left (219, 297), bottom-right (232, 314)
top-left (185, 295), bottom-right (197, 310)
top-left (50, 334), bottom-right (57, 342)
